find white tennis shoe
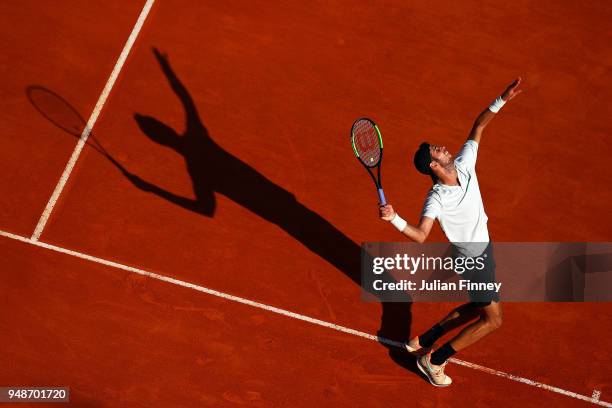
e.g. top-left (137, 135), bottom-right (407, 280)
top-left (417, 353), bottom-right (452, 387)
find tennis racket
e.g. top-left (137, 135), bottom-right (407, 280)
top-left (350, 117), bottom-right (386, 205)
top-left (26, 85), bottom-right (124, 170)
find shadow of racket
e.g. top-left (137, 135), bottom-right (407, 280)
top-left (26, 85), bottom-right (132, 176)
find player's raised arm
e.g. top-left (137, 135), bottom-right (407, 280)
top-left (468, 77), bottom-right (523, 144)
top-left (380, 204), bottom-right (434, 243)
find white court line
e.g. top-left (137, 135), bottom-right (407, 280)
top-left (0, 229), bottom-right (610, 407)
top-left (31, 0), bottom-right (156, 242)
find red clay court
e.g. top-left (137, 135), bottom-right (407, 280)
top-left (1, 1), bottom-right (611, 406)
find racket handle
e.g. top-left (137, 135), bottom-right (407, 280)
top-left (378, 188), bottom-right (387, 206)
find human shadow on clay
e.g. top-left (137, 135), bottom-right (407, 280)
top-left (121, 48), bottom-right (419, 377)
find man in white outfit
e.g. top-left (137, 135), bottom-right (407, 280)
top-left (379, 78), bottom-right (523, 387)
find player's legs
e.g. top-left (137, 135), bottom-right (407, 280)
top-left (449, 301), bottom-right (502, 351)
top-left (415, 301), bottom-right (502, 387)
top-left (413, 243), bottom-right (501, 386)
top-left (405, 302), bottom-right (480, 352)
top-left (430, 301), bottom-right (502, 365)
top-left (431, 242), bottom-right (502, 356)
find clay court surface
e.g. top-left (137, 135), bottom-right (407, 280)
top-left (1, 1), bottom-right (611, 406)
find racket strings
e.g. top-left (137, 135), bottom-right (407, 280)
top-left (352, 120), bottom-right (381, 166)
top-left (27, 86), bottom-right (110, 157)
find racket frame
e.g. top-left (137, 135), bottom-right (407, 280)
top-left (350, 117), bottom-right (387, 205)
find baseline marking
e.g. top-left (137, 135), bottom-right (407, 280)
top-left (0, 229), bottom-right (609, 407)
top-left (31, 0), bottom-right (156, 241)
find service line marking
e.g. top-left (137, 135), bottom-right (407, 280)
top-left (31, 0), bottom-right (156, 242)
top-left (0, 229), bottom-right (609, 407)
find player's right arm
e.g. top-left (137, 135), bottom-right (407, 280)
top-left (380, 205), bottom-right (434, 243)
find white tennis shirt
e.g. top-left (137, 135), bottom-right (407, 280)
top-left (422, 140), bottom-right (489, 257)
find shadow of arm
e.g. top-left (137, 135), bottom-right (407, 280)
top-left (152, 48), bottom-right (201, 132)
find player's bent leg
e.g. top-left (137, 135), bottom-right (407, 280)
top-left (449, 301), bottom-right (502, 352)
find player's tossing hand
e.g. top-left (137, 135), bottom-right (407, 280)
top-left (501, 77), bottom-right (523, 101)
top-left (379, 204), bottom-right (396, 221)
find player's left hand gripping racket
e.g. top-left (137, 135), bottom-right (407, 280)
top-left (350, 117), bottom-right (386, 205)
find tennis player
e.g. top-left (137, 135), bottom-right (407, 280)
top-left (379, 78), bottom-right (523, 387)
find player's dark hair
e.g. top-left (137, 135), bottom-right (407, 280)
top-left (413, 142), bottom-right (437, 183)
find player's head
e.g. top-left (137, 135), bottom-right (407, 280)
top-left (413, 142), bottom-right (453, 183)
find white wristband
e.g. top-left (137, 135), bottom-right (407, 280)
top-left (390, 213), bottom-right (408, 232)
top-left (488, 96), bottom-right (506, 113)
